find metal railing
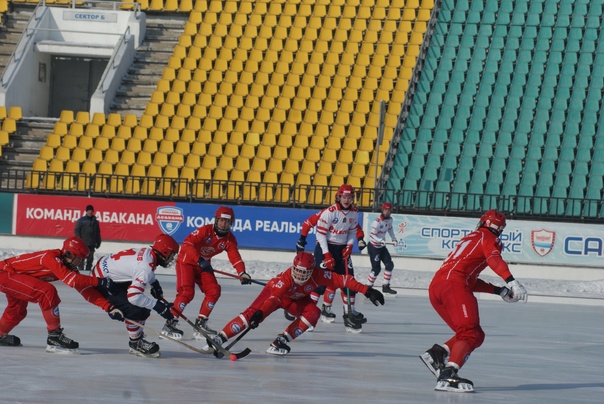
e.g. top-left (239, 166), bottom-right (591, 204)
top-left (1, 167), bottom-right (602, 222)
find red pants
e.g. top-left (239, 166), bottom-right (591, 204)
top-left (0, 272), bottom-right (61, 333)
top-left (172, 261), bottom-right (221, 319)
top-left (222, 286), bottom-right (321, 341)
top-left (429, 278), bottom-right (485, 369)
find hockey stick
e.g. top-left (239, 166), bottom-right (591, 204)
top-left (225, 324), bottom-right (253, 351)
top-left (213, 269), bottom-right (267, 286)
top-left (169, 306), bottom-right (251, 360)
top-left (125, 318), bottom-right (212, 355)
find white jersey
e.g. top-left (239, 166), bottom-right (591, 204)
top-left (369, 215), bottom-right (396, 247)
top-left (316, 203), bottom-right (359, 253)
top-left (94, 247), bottom-right (158, 310)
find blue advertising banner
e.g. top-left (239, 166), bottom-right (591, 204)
top-left (363, 213), bottom-right (604, 267)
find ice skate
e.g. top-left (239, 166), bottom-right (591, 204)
top-left (46, 328), bottom-right (79, 354)
top-left (350, 308), bottom-right (367, 324)
top-left (203, 332), bottom-right (227, 358)
top-left (435, 367), bottom-right (474, 393)
top-left (0, 334), bottom-right (22, 347)
top-left (343, 311), bottom-right (362, 334)
top-left (320, 304), bottom-right (336, 323)
top-left (192, 317), bottom-right (217, 339)
top-left (420, 344), bottom-right (449, 378)
top-left (129, 335), bottom-right (160, 358)
top-left (266, 334), bottom-right (291, 356)
top-left (161, 318), bottom-right (184, 340)
top-left (284, 310), bottom-right (296, 321)
top-left (382, 284), bottom-right (398, 296)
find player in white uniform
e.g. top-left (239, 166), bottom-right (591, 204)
top-left (366, 202), bottom-right (399, 295)
top-left (314, 184), bottom-right (364, 333)
top-left (93, 234), bottom-right (179, 358)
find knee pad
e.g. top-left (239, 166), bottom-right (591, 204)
top-left (458, 325), bottom-right (485, 350)
top-left (203, 282), bottom-right (222, 301)
top-left (385, 261), bottom-right (394, 272)
top-left (301, 304), bottom-right (321, 326)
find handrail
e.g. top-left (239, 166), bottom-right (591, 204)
top-left (97, 25), bottom-right (131, 93)
top-left (1, 168), bottom-right (603, 222)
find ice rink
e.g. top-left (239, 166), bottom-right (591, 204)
top-left (1, 273), bottom-right (602, 404)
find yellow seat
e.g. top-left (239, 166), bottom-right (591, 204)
top-left (101, 125), bottom-right (117, 139)
top-left (59, 110), bottom-right (74, 123)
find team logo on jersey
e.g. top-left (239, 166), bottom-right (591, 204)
top-left (531, 229), bottom-right (556, 257)
top-left (304, 285), bottom-right (313, 292)
top-left (155, 206), bottom-right (184, 236)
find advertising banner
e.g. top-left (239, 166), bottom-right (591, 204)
top-left (15, 194), bottom-right (347, 250)
top-left (363, 213), bottom-right (604, 267)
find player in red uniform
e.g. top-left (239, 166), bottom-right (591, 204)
top-left (420, 210), bottom-right (528, 393)
top-left (208, 251), bottom-right (385, 355)
top-left (162, 206), bottom-right (252, 340)
top-left (0, 237), bottom-right (123, 353)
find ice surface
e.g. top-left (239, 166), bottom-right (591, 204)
top-left (1, 273), bottom-right (603, 404)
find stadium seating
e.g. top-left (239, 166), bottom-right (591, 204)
top-left (386, 0), bottom-right (604, 217)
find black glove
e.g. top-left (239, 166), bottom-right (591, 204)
top-left (96, 242), bottom-right (101, 249)
top-left (240, 272), bottom-right (252, 285)
top-left (197, 257), bottom-right (213, 272)
top-left (107, 305), bottom-right (124, 322)
top-left (97, 277), bottom-right (118, 295)
top-left (364, 287), bottom-right (385, 306)
top-left (357, 238), bottom-right (367, 251)
top-left (150, 280), bottom-right (163, 299)
top-left (249, 310), bottom-right (263, 329)
top-left (295, 236), bottom-right (307, 253)
top-left (153, 300), bottom-right (174, 320)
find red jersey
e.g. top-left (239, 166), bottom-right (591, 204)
top-left (432, 228), bottom-right (513, 292)
top-left (178, 224), bottom-right (246, 275)
top-left (302, 208), bottom-right (364, 239)
top-left (259, 266), bottom-right (369, 314)
top-left (0, 249), bottom-right (110, 310)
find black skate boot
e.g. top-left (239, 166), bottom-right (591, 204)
top-left (161, 318), bottom-right (184, 340)
top-left (435, 366), bottom-right (474, 393)
top-left (193, 317), bottom-right (217, 339)
top-left (46, 328), bottom-right (79, 353)
top-left (382, 284), bottom-right (398, 295)
top-left (206, 332), bottom-right (227, 358)
top-left (350, 309), bottom-right (367, 324)
top-left (284, 310), bottom-right (296, 321)
top-left (0, 334), bottom-right (22, 346)
top-left (320, 304), bottom-right (336, 323)
top-left (266, 333), bottom-right (291, 355)
top-left (129, 335), bottom-right (160, 358)
top-left (343, 310), bottom-right (362, 334)
top-left (420, 344), bottom-right (449, 378)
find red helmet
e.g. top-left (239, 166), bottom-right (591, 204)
top-left (336, 184), bottom-right (355, 204)
top-left (152, 234), bottom-right (179, 267)
top-left (214, 206), bottom-right (235, 236)
top-left (381, 202), bottom-right (392, 210)
top-left (62, 237), bottom-right (89, 270)
top-left (478, 209), bottom-right (506, 236)
top-left (292, 251), bottom-right (315, 284)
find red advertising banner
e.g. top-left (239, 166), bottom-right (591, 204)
top-left (15, 194), bottom-right (174, 242)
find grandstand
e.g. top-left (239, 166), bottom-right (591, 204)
top-left (0, 0), bottom-right (603, 222)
